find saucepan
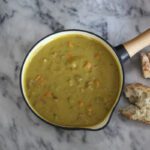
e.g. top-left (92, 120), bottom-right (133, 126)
top-left (20, 28), bottom-right (150, 130)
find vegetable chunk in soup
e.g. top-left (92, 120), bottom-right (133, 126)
top-left (23, 34), bottom-right (121, 127)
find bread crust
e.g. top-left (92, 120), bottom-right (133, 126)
top-left (141, 52), bottom-right (150, 78)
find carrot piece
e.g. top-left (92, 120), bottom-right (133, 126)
top-left (93, 79), bottom-right (100, 88)
top-left (66, 52), bottom-right (73, 62)
top-left (94, 52), bottom-right (100, 59)
top-left (79, 100), bottom-right (84, 107)
top-left (43, 91), bottom-right (52, 98)
top-left (43, 91), bottom-right (58, 102)
top-left (68, 41), bottom-right (73, 48)
top-left (83, 61), bottom-right (92, 71)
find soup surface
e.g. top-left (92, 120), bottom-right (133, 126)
top-left (23, 34), bottom-right (121, 127)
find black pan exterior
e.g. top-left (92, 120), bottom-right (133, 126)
top-left (20, 29), bottom-right (125, 131)
top-left (115, 45), bottom-right (130, 63)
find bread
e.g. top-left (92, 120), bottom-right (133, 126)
top-left (141, 52), bottom-right (150, 78)
top-left (120, 105), bottom-right (150, 124)
top-left (120, 83), bottom-right (150, 124)
top-left (124, 83), bottom-right (150, 108)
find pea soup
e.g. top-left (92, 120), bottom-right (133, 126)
top-left (23, 34), bottom-right (121, 127)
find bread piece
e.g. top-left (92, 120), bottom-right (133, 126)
top-left (120, 83), bottom-right (150, 124)
top-left (125, 83), bottom-right (150, 108)
top-left (120, 105), bottom-right (150, 124)
top-left (141, 52), bottom-right (150, 78)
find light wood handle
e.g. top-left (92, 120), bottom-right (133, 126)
top-left (123, 28), bottom-right (150, 57)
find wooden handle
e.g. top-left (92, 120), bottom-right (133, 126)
top-left (123, 28), bottom-right (150, 57)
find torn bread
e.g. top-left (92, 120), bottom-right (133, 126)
top-left (124, 83), bottom-right (150, 108)
top-left (120, 83), bottom-right (150, 124)
top-left (141, 52), bottom-right (150, 78)
top-left (120, 105), bottom-right (150, 124)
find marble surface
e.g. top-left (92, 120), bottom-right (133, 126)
top-left (0, 0), bottom-right (150, 149)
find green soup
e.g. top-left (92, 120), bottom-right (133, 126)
top-left (23, 34), bottom-right (121, 127)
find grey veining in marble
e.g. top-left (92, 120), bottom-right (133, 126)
top-left (0, 0), bottom-right (150, 150)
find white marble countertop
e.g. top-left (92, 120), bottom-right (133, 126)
top-left (0, 0), bottom-right (150, 149)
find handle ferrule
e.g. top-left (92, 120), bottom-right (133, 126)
top-left (115, 45), bottom-right (129, 63)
